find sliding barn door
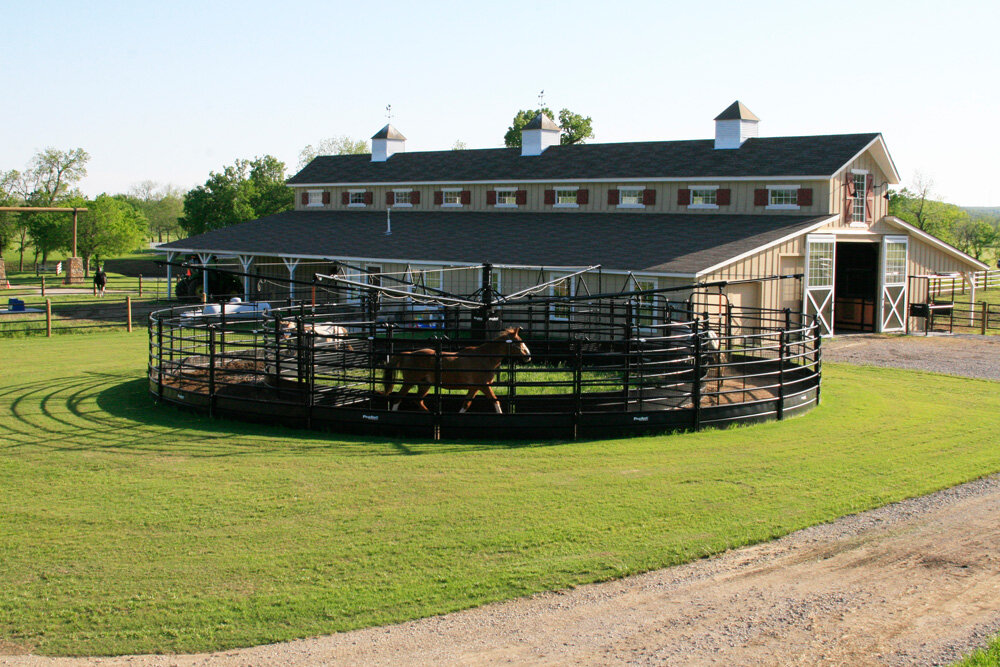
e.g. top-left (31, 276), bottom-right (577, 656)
top-left (880, 236), bottom-right (908, 332)
top-left (804, 234), bottom-right (836, 336)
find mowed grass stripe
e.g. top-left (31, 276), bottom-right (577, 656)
top-left (1, 332), bottom-right (999, 656)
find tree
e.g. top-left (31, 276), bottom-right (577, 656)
top-left (180, 155), bottom-right (294, 236)
top-left (951, 218), bottom-right (997, 261)
top-left (298, 136), bottom-right (369, 169)
top-left (504, 107), bottom-right (594, 148)
top-left (69, 194), bottom-right (148, 275)
top-left (126, 181), bottom-right (184, 243)
top-left (14, 148), bottom-right (91, 265)
top-left (888, 172), bottom-right (936, 232)
top-left (452, 140), bottom-right (468, 151)
top-left (0, 170), bottom-right (19, 260)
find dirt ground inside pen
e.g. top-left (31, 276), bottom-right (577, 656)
top-left (6, 334), bottom-right (1000, 666)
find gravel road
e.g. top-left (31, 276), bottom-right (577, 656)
top-left (5, 334), bottom-right (999, 666)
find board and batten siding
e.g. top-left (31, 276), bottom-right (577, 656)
top-left (825, 151), bottom-right (891, 228)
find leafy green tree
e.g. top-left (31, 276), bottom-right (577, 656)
top-left (452, 140), bottom-right (468, 151)
top-left (180, 156), bottom-right (294, 236)
top-left (69, 194), bottom-right (148, 275)
top-left (0, 170), bottom-right (19, 260)
top-left (298, 136), bottom-right (369, 170)
top-left (126, 181), bottom-right (184, 243)
top-left (951, 218), bottom-right (997, 261)
top-left (504, 107), bottom-right (594, 148)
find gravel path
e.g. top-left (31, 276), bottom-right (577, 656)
top-left (5, 334), bottom-right (999, 666)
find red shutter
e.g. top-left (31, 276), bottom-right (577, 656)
top-left (716, 189), bottom-right (731, 206)
top-left (797, 188), bottom-right (813, 206)
top-left (487, 190), bottom-right (497, 205)
top-left (341, 192), bottom-right (349, 205)
top-left (865, 175), bottom-right (875, 221)
top-left (642, 189), bottom-right (656, 206)
top-left (410, 190), bottom-right (420, 205)
top-left (386, 191), bottom-right (395, 206)
top-left (754, 189), bottom-right (768, 206)
top-left (608, 189), bottom-right (619, 205)
top-left (364, 191), bottom-right (373, 205)
top-left (434, 191), bottom-right (443, 205)
top-left (515, 190), bottom-right (527, 205)
top-left (300, 192), bottom-right (308, 205)
top-left (461, 190), bottom-right (472, 205)
top-left (322, 191), bottom-right (331, 205)
top-left (677, 188), bottom-right (691, 205)
top-left (544, 189), bottom-right (555, 205)
top-left (576, 189), bottom-right (589, 205)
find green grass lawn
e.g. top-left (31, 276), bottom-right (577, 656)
top-left (2, 332), bottom-right (1000, 657)
top-left (958, 636), bottom-right (1000, 666)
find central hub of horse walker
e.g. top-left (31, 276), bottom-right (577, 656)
top-left (148, 266), bottom-right (821, 440)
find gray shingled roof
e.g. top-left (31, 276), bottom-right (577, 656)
top-left (714, 101), bottom-right (760, 121)
top-left (288, 133), bottom-right (879, 185)
top-left (160, 211), bottom-right (828, 275)
top-left (371, 124), bottom-right (406, 140)
top-left (523, 113), bottom-right (560, 131)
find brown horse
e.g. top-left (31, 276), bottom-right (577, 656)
top-left (381, 327), bottom-right (531, 413)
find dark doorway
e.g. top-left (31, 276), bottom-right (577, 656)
top-left (834, 242), bottom-right (879, 332)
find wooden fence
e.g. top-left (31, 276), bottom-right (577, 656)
top-left (928, 269), bottom-right (1000, 298)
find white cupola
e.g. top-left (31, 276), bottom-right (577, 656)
top-left (714, 101), bottom-right (759, 149)
top-left (371, 124), bottom-right (406, 162)
top-left (521, 113), bottom-right (560, 156)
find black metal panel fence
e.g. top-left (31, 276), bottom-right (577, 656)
top-left (148, 299), bottom-right (821, 440)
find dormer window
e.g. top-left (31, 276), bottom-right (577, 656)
top-left (767, 186), bottom-right (800, 209)
top-left (349, 190), bottom-right (368, 207)
top-left (618, 187), bottom-right (645, 208)
top-left (556, 188), bottom-right (578, 206)
top-left (690, 186), bottom-right (719, 208)
top-left (307, 190), bottom-right (324, 207)
top-left (495, 188), bottom-right (517, 207)
top-left (392, 189), bottom-right (412, 207)
top-left (442, 188), bottom-right (462, 206)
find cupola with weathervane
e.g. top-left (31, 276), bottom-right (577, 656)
top-left (521, 112), bottom-right (561, 156)
top-left (714, 101), bottom-right (759, 149)
top-left (371, 124), bottom-right (406, 162)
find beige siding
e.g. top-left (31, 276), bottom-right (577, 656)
top-left (826, 151), bottom-right (891, 229)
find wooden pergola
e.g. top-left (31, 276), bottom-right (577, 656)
top-left (0, 206), bottom-right (88, 283)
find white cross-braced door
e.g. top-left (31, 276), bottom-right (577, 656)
top-left (804, 234), bottom-right (836, 337)
top-left (880, 236), bottom-right (908, 332)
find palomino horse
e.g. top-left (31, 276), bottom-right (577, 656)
top-left (381, 327), bottom-right (531, 413)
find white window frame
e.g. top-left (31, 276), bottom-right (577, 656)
top-left (348, 189), bottom-right (368, 207)
top-left (554, 186), bottom-right (579, 208)
top-left (494, 187), bottom-right (518, 208)
top-left (766, 185), bottom-right (800, 210)
top-left (441, 188), bottom-right (463, 208)
top-left (392, 188), bottom-right (413, 207)
top-left (413, 266), bottom-right (443, 294)
top-left (306, 190), bottom-right (324, 207)
top-left (618, 185), bottom-right (645, 209)
top-left (689, 185), bottom-right (719, 209)
top-left (549, 272), bottom-right (575, 321)
top-left (850, 171), bottom-right (869, 225)
top-left (633, 278), bottom-right (658, 327)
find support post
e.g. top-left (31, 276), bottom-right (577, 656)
top-left (208, 327), bottom-right (216, 417)
top-left (46, 298), bottom-right (52, 337)
top-left (692, 317), bottom-right (702, 430)
top-left (981, 301), bottom-right (988, 335)
top-left (41, 276), bottom-right (46, 297)
top-left (777, 330), bottom-right (786, 421)
top-left (165, 252), bottom-right (175, 301)
top-left (126, 296), bottom-right (133, 332)
top-left (139, 274), bottom-right (143, 297)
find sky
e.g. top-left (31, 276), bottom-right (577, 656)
top-left (2, 0), bottom-right (998, 206)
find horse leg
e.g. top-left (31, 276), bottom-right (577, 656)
top-left (458, 388), bottom-right (479, 413)
top-left (483, 385), bottom-right (503, 414)
top-left (391, 383), bottom-right (414, 411)
top-left (414, 384), bottom-right (433, 412)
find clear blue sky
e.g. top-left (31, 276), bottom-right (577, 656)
top-left (2, 0), bottom-right (997, 205)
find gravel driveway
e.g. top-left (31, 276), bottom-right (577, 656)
top-left (5, 334), bottom-right (999, 666)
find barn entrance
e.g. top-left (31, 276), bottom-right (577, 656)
top-left (834, 241), bottom-right (878, 332)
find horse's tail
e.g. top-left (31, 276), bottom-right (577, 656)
top-left (381, 356), bottom-right (398, 395)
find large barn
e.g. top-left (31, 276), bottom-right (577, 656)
top-left (161, 102), bottom-right (987, 335)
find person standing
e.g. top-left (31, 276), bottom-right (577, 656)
top-left (94, 265), bottom-right (108, 297)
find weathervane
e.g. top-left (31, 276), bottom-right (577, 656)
top-left (386, 104), bottom-right (393, 122)
top-left (538, 90), bottom-right (545, 108)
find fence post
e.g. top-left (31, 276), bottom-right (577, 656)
top-left (208, 326), bottom-right (216, 417)
top-left (139, 274), bottom-right (143, 297)
top-left (46, 298), bottom-right (52, 337)
top-left (156, 317), bottom-right (164, 401)
top-left (434, 338), bottom-right (443, 440)
top-left (126, 296), bottom-right (133, 332)
top-left (692, 318), bottom-right (702, 431)
top-left (981, 302), bottom-right (988, 335)
top-left (574, 339), bottom-right (583, 438)
top-left (41, 276), bottom-right (46, 297)
top-left (777, 330), bottom-right (786, 421)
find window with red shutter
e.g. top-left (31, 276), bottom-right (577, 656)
top-left (386, 191), bottom-right (395, 206)
top-left (643, 189), bottom-right (656, 206)
top-left (544, 189), bottom-right (555, 205)
top-left (677, 189), bottom-right (691, 205)
top-left (461, 190), bottom-right (471, 205)
top-left (576, 189), bottom-right (589, 205)
top-left (515, 190), bottom-right (527, 205)
top-left (434, 191), bottom-right (443, 205)
top-left (797, 188), bottom-right (813, 206)
top-left (487, 191), bottom-right (497, 205)
top-left (322, 191), bottom-right (331, 205)
top-left (341, 192), bottom-right (349, 206)
top-left (411, 190), bottom-right (420, 205)
top-left (753, 189), bottom-right (768, 206)
top-left (364, 192), bottom-right (373, 205)
top-left (608, 189), bottom-right (619, 205)
top-left (300, 192), bottom-right (308, 205)
top-left (717, 189), bottom-right (731, 206)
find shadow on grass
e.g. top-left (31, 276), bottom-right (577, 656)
top-left (0, 372), bottom-right (552, 458)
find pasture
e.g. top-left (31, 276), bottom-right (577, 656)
top-left (2, 331), bottom-right (1000, 656)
